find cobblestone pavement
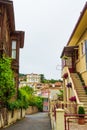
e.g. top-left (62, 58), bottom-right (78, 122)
top-left (0, 112), bottom-right (52, 130)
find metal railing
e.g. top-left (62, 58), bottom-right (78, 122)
top-left (64, 114), bottom-right (87, 130)
top-left (53, 102), bottom-right (77, 120)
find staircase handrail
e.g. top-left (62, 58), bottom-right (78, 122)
top-left (66, 67), bottom-right (80, 104)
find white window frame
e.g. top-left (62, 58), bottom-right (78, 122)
top-left (81, 42), bottom-right (85, 55)
top-left (12, 40), bottom-right (16, 59)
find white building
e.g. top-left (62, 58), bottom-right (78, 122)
top-left (26, 73), bottom-right (41, 83)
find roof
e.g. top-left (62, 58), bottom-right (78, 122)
top-left (55, 82), bottom-right (62, 87)
top-left (60, 46), bottom-right (78, 58)
top-left (67, 2), bottom-right (87, 46)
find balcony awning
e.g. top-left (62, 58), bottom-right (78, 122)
top-left (60, 46), bottom-right (78, 58)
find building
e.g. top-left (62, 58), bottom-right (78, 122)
top-left (26, 73), bottom-right (41, 83)
top-left (61, 2), bottom-right (87, 113)
top-left (19, 73), bottom-right (41, 89)
top-left (41, 82), bottom-right (62, 112)
top-left (0, 0), bottom-right (24, 97)
top-left (49, 82), bottom-right (62, 101)
top-left (0, 0), bottom-right (25, 127)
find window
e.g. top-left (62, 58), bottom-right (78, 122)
top-left (12, 40), bottom-right (16, 59)
top-left (81, 42), bottom-right (85, 55)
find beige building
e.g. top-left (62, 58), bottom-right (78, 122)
top-left (26, 73), bottom-right (41, 83)
top-left (61, 2), bottom-right (87, 113)
top-left (40, 82), bottom-right (62, 112)
top-left (49, 83), bottom-right (62, 101)
top-left (19, 73), bottom-right (41, 88)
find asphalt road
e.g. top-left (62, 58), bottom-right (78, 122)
top-left (0, 112), bottom-right (52, 130)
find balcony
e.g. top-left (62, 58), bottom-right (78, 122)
top-left (61, 46), bottom-right (78, 73)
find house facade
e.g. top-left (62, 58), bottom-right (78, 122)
top-left (26, 73), bottom-right (41, 83)
top-left (61, 2), bottom-right (87, 113)
top-left (0, 0), bottom-right (25, 127)
top-left (0, 0), bottom-right (24, 97)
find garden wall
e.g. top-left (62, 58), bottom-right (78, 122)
top-left (0, 106), bottom-right (39, 128)
top-left (0, 108), bottom-right (25, 128)
top-left (26, 106), bottom-right (38, 115)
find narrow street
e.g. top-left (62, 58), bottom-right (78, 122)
top-left (0, 112), bottom-right (52, 130)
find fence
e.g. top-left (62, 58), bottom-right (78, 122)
top-left (49, 101), bottom-right (87, 130)
top-left (64, 114), bottom-right (87, 130)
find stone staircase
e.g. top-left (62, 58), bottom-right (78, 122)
top-left (71, 73), bottom-right (87, 113)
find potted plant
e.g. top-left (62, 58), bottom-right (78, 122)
top-left (78, 106), bottom-right (85, 125)
top-left (69, 96), bottom-right (76, 102)
top-left (83, 85), bottom-right (87, 94)
top-left (66, 82), bottom-right (72, 88)
top-left (63, 73), bottom-right (68, 79)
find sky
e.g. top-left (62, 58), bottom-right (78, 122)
top-left (13, 0), bottom-right (86, 80)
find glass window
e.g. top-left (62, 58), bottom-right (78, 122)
top-left (81, 42), bottom-right (85, 55)
top-left (12, 40), bottom-right (16, 59)
top-left (12, 41), bottom-right (16, 49)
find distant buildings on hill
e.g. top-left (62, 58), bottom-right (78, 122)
top-left (26, 73), bottom-right (41, 83)
top-left (19, 73), bottom-right (63, 112)
top-left (19, 73), bottom-right (41, 88)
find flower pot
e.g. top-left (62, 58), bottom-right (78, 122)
top-left (69, 96), bottom-right (76, 102)
top-left (67, 82), bottom-right (72, 88)
top-left (78, 117), bottom-right (85, 125)
top-left (63, 73), bottom-right (68, 79)
top-left (78, 106), bottom-right (85, 124)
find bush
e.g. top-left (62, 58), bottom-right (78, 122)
top-left (34, 96), bottom-right (44, 111)
top-left (19, 86), bottom-right (43, 111)
top-left (7, 86), bottom-right (43, 111)
top-left (7, 99), bottom-right (29, 110)
top-left (0, 56), bottom-right (15, 107)
top-left (78, 106), bottom-right (85, 118)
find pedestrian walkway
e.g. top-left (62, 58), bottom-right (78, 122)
top-left (0, 112), bottom-right (52, 130)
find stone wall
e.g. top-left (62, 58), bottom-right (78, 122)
top-left (0, 106), bottom-right (39, 128)
top-left (26, 106), bottom-right (38, 115)
top-left (0, 109), bottom-right (25, 128)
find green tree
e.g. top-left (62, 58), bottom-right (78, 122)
top-left (57, 90), bottom-right (63, 101)
top-left (34, 96), bottom-right (43, 111)
top-left (0, 56), bottom-right (15, 107)
top-left (40, 74), bottom-right (45, 83)
top-left (18, 86), bottom-right (43, 111)
top-left (8, 86), bottom-right (43, 111)
top-left (20, 86), bottom-right (34, 95)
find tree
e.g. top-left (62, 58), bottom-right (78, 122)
top-left (18, 86), bottom-right (43, 111)
top-left (57, 90), bottom-right (63, 101)
top-left (40, 74), bottom-right (45, 83)
top-left (0, 56), bottom-right (15, 107)
top-left (20, 86), bottom-right (34, 95)
top-left (40, 74), bottom-right (63, 83)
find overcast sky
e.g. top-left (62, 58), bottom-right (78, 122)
top-left (13, 0), bottom-right (86, 79)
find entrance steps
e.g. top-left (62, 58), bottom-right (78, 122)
top-left (71, 73), bottom-right (87, 114)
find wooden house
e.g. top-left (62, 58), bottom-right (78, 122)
top-left (0, 0), bottom-right (24, 97)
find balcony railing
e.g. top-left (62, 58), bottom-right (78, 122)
top-left (62, 66), bottom-right (80, 106)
